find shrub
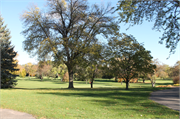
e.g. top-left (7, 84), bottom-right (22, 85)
top-left (122, 78), bottom-right (138, 83)
top-left (118, 78), bottom-right (124, 82)
top-left (173, 75), bottom-right (180, 84)
top-left (130, 78), bottom-right (138, 83)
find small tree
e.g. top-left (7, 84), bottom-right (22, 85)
top-left (108, 33), bottom-right (156, 90)
top-left (74, 44), bottom-right (103, 88)
top-left (147, 74), bottom-right (157, 87)
top-left (20, 68), bottom-right (26, 78)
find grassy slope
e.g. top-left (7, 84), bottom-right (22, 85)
top-left (0, 77), bottom-right (179, 119)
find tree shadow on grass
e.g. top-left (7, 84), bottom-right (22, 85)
top-left (34, 87), bottom-right (179, 117)
top-left (155, 82), bottom-right (174, 85)
top-left (34, 87), bottom-right (160, 100)
top-left (95, 79), bottom-right (116, 82)
top-left (10, 86), bottom-right (171, 92)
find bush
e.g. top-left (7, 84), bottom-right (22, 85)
top-left (173, 75), bottom-right (180, 84)
top-left (19, 68), bottom-right (26, 78)
top-left (130, 78), bottom-right (138, 83)
top-left (118, 78), bottom-right (124, 82)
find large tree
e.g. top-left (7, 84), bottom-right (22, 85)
top-left (116, 0), bottom-right (180, 55)
top-left (21, 0), bottom-right (118, 88)
top-left (0, 16), bottom-right (19, 88)
top-left (108, 33), bottom-right (156, 90)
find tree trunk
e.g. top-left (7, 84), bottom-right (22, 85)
top-left (68, 69), bottom-right (74, 88)
top-left (90, 65), bottom-right (97, 88)
top-left (86, 79), bottom-right (87, 84)
top-left (143, 79), bottom-right (145, 83)
top-left (126, 79), bottom-right (129, 90)
top-left (40, 75), bottom-right (43, 81)
top-left (115, 76), bottom-right (118, 82)
top-left (91, 80), bottom-right (93, 88)
top-left (29, 73), bottom-right (31, 79)
top-left (152, 83), bottom-right (155, 87)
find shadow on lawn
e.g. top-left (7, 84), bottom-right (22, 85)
top-left (36, 88), bottom-right (150, 103)
top-left (11, 86), bottom-right (171, 92)
top-left (34, 87), bottom-right (179, 116)
top-left (156, 82), bottom-right (174, 85)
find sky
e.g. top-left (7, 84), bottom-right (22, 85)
top-left (0, 0), bottom-right (179, 67)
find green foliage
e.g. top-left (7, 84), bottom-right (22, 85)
top-left (21, 0), bottom-right (119, 88)
top-left (51, 63), bottom-right (67, 79)
top-left (116, 0), bottom-right (180, 54)
top-left (19, 68), bottom-right (26, 78)
top-left (73, 43), bottom-right (104, 88)
top-left (107, 33), bottom-right (156, 89)
top-left (0, 16), bottom-right (19, 88)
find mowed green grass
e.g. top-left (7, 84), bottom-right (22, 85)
top-left (0, 77), bottom-right (179, 119)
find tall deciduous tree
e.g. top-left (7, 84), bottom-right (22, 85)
top-left (108, 33), bottom-right (156, 90)
top-left (116, 0), bottom-right (180, 55)
top-left (21, 0), bottom-right (119, 88)
top-left (0, 16), bottom-right (19, 88)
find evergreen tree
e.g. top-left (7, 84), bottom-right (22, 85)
top-left (0, 16), bottom-right (19, 88)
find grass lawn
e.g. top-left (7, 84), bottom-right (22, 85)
top-left (0, 77), bottom-right (179, 119)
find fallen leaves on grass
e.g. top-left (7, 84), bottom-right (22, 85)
top-left (156, 85), bottom-right (173, 87)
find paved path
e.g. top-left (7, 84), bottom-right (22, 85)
top-left (149, 87), bottom-right (180, 111)
top-left (0, 109), bottom-right (36, 119)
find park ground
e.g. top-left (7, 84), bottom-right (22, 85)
top-left (0, 77), bottom-right (179, 119)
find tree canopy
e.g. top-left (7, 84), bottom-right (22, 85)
top-left (116, 0), bottom-right (180, 55)
top-left (107, 33), bottom-right (156, 89)
top-left (21, 0), bottom-right (119, 88)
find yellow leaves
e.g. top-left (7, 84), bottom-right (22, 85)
top-left (61, 0), bottom-right (67, 8)
top-left (20, 68), bottom-right (26, 78)
top-left (21, 5), bottom-right (40, 20)
top-left (89, 16), bottom-right (93, 20)
top-left (35, 7), bottom-right (40, 10)
top-left (156, 85), bottom-right (173, 87)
